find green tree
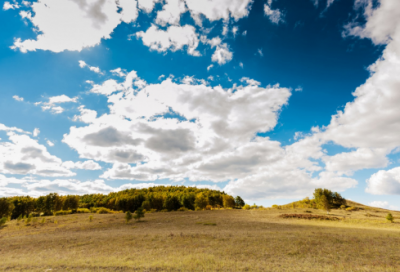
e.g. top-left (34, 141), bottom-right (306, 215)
top-left (141, 200), bottom-right (151, 211)
top-left (0, 217), bottom-right (7, 226)
top-left (0, 198), bottom-right (15, 218)
top-left (125, 211), bottom-right (133, 223)
top-left (194, 193), bottom-right (208, 210)
top-left (235, 196), bottom-right (245, 208)
top-left (134, 207), bottom-right (145, 221)
top-left (319, 195), bottom-right (330, 213)
top-left (223, 195), bottom-right (236, 208)
top-left (386, 213), bottom-right (394, 223)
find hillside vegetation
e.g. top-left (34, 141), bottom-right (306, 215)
top-left (1, 187), bottom-right (399, 271)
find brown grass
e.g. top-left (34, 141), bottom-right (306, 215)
top-left (280, 213), bottom-right (340, 220)
top-left (1, 207), bottom-right (400, 271)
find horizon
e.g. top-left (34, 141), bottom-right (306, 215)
top-left (1, 0), bottom-right (399, 211)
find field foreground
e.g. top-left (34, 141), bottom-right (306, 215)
top-left (1, 208), bottom-right (400, 271)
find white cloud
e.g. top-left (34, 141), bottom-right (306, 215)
top-left (110, 68), bottom-right (126, 77)
top-left (33, 128), bottom-right (40, 137)
top-left (207, 64), bottom-right (214, 71)
top-left (13, 95), bottom-right (24, 101)
top-left (158, 75), bottom-right (166, 80)
top-left (295, 86), bottom-right (303, 92)
top-left (323, 148), bottom-right (389, 175)
top-left (232, 26), bottom-right (239, 37)
top-left (3, 1), bottom-right (19, 10)
top-left (136, 24), bottom-right (201, 56)
top-left (72, 106), bottom-right (98, 124)
top-left (46, 140), bottom-right (54, 147)
top-left (240, 77), bottom-right (261, 86)
top-left (62, 160), bottom-right (101, 170)
top-left (63, 74), bottom-right (293, 184)
top-left (366, 167), bottom-right (400, 195)
top-left (211, 44), bottom-right (233, 65)
top-left (264, 1), bottom-right (284, 24)
top-left (239, 62), bottom-right (244, 68)
top-left (138, 0), bottom-right (160, 13)
top-left (242, 30), bottom-right (247, 36)
top-left (185, 0), bottom-right (254, 25)
top-left (11, 0), bottom-right (139, 53)
top-left (257, 48), bottom-right (263, 56)
top-left (155, 0), bottom-right (186, 26)
top-left (0, 128), bottom-right (74, 177)
top-left (0, 123), bottom-right (30, 134)
top-left (36, 95), bottom-right (78, 114)
top-left (79, 60), bottom-right (102, 74)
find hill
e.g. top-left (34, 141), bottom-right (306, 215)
top-left (1, 203), bottom-right (400, 271)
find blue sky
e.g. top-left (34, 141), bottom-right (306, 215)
top-left (1, 0), bottom-right (400, 210)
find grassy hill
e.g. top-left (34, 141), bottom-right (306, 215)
top-left (1, 203), bottom-right (400, 271)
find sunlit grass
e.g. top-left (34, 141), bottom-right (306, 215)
top-left (1, 207), bottom-right (400, 271)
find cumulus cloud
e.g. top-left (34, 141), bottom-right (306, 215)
top-left (13, 95), bottom-right (23, 101)
top-left (264, 0), bottom-right (284, 24)
top-left (366, 167), bottom-right (400, 195)
top-left (3, 1), bottom-right (19, 10)
top-left (72, 106), bottom-right (98, 123)
top-left (0, 127), bottom-right (75, 177)
top-left (138, 0), bottom-right (160, 13)
top-left (0, 176), bottom-right (163, 197)
top-left (155, 0), bottom-right (186, 26)
top-left (136, 24), bottom-right (201, 56)
top-left (185, 0), bottom-right (254, 25)
top-left (211, 44), bottom-right (233, 65)
top-left (33, 128), bottom-right (40, 137)
top-left (62, 160), bottom-right (101, 170)
top-left (36, 95), bottom-right (78, 114)
top-left (240, 77), bottom-right (261, 86)
top-left (46, 140), bottom-right (54, 147)
top-left (79, 60), bottom-right (102, 74)
top-left (10, 0), bottom-right (139, 52)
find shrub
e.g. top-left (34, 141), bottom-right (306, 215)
top-left (141, 200), bottom-right (151, 211)
top-left (178, 207), bottom-right (188, 212)
top-left (40, 218), bottom-right (46, 224)
top-left (0, 217), bottom-right (7, 226)
top-left (223, 195), bottom-right (236, 208)
top-left (17, 214), bottom-right (22, 222)
top-left (160, 209), bottom-right (169, 212)
top-left (149, 209), bottom-right (157, 213)
top-left (97, 207), bottom-right (113, 214)
top-left (0, 198), bottom-right (15, 218)
top-left (272, 205), bottom-right (280, 209)
top-left (54, 210), bottom-right (72, 216)
top-left (77, 208), bottom-right (90, 213)
top-left (26, 214), bottom-right (33, 225)
top-left (346, 206), bottom-right (358, 211)
top-left (89, 215), bottom-right (93, 222)
top-left (340, 205), bottom-right (346, 209)
top-left (134, 207), bottom-right (145, 221)
top-left (242, 204), bottom-right (251, 210)
top-left (386, 213), bottom-right (394, 223)
top-left (125, 211), bottom-right (133, 223)
top-left (205, 205), bottom-right (212, 210)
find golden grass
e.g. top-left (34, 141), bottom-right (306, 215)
top-left (1, 207), bottom-right (400, 271)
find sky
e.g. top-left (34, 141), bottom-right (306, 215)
top-left (1, 0), bottom-right (399, 210)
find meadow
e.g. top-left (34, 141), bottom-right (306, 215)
top-left (1, 203), bottom-right (400, 271)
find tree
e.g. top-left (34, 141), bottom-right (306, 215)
top-left (125, 211), bottom-right (133, 223)
top-left (194, 193), bottom-right (208, 210)
top-left (386, 213), bottom-right (394, 223)
top-left (164, 195), bottom-right (181, 211)
top-left (134, 207), bottom-right (145, 221)
top-left (235, 196), bottom-right (245, 208)
top-left (141, 200), bottom-right (151, 211)
top-left (0, 198), bottom-right (14, 218)
top-left (223, 195), bottom-right (235, 208)
top-left (319, 195), bottom-right (330, 213)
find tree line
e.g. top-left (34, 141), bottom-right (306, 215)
top-left (0, 186), bottom-right (246, 219)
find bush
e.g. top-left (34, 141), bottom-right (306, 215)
top-left (0, 217), bottom-right (7, 226)
top-left (40, 218), bottom-right (46, 224)
top-left (346, 206), bottom-right (358, 211)
top-left (242, 204), bottom-right (251, 210)
top-left (178, 207), bottom-right (189, 211)
top-left (386, 213), bottom-right (394, 223)
top-left (0, 198), bottom-right (15, 218)
top-left (26, 214), bottom-right (33, 225)
top-left (205, 205), bottom-right (212, 210)
top-left (89, 215), bottom-right (93, 222)
top-left (149, 209), bottom-right (157, 213)
top-left (76, 208), bottom-right (90, 213)
top-left (97, 207), bottom-right (113, 214)
top-left (125, 211), bottom-right (133, 223)
top-left (340, 205), bottom-right (346, 209)
top-left (134, 207), bottom-right (145, 221)
top-left (54, 210), bottom-right (72, 216)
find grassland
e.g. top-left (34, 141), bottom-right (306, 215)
top-left (1, 204), bottom-right (400, 271)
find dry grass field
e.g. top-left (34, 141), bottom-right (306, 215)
top-left (1, 204), bottom-right (400, 271)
